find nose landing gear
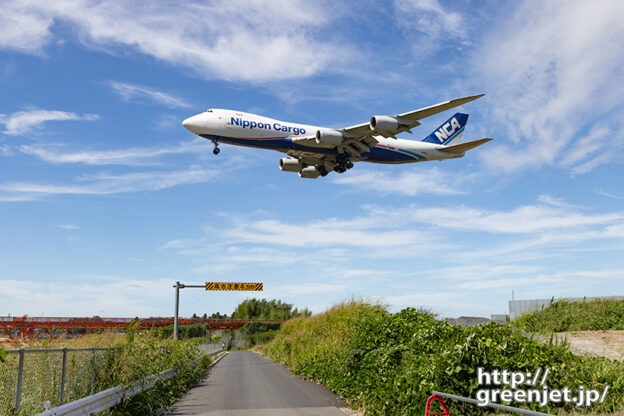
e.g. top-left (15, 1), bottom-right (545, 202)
top-left (211, 139), bottom-right (220, 155)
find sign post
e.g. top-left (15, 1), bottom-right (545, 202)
top-left (172, 281), bottom-right (263, 340)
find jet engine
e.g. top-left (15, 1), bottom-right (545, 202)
top-left (299, 166), bottom-right (320, 179)
top-left (315, 129), bottom-right (344, 145)
top-left (369, 115), bottom-right (400, 132)
top-left (279, 157), bottom-right (302, 172)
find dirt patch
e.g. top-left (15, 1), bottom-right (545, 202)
top-left (555, 330), bottom-right (624, 361)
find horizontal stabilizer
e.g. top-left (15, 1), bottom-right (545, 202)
top-left (438, 138), bottom-right (492, 153)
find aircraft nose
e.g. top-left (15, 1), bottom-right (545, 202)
top-left (182, 114), bottom-right (203, 134)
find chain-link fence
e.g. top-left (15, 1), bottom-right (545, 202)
top-left (0, 347), bottom-right (118, 416)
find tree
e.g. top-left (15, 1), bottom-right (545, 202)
top-left (232, 298), bottom-right (309, 319)
top-left (230, 298), bottom-right (311, 344)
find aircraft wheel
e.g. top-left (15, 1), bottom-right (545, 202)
top-left (346, 161), bottom-right (354, 169)
top-left (213, 147), bottom-right (220, 155)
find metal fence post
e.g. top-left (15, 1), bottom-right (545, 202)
top-left (60, 348), bottom-right (68, 405)
top-left (90, 348), bottom-right (96, 394)
top-left (15, 349), bottom-right (25, 413)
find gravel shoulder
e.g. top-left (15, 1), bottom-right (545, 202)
top-left (553, 330), bottom-right (624, 361)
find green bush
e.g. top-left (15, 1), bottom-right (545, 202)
top-left (514, 298), bottom-right (624, 333)
top-left (263, 301), bottom-right (624, 416)
top-left (109, 338), bottom-right (211, 415)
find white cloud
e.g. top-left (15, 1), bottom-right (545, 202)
top-left (56, 223), bottom-right (79, 230)
top-left (0, 145), bottom-right (13, 156)
top-left (394, 0), bottom-right (464, 39)
top-left (333, 167), bottom-right (465, 196)
top-left (597, 189), bottom-right (624, 201)
top-left (0, 166), bottom-right (217, 200)
top-left (19, 139), bottom-right (207, 165)
top-left (0, 278), bottom-right (173, 316)
top-left (0, 4), bottom-right (53, 55)
top-left (160, 199), bottom-right (624, 275)
top-left (0, 108), bottom-right (99, 135)
top-left (109, 81), bottom-right (191, 108)
top-left (392, 0), bottom-right (467, 61)
top-left (537, 194), bottom-right (585, 210)
top-left (263, 282), bottom-right (349, 298)
top-left (221, 216), bottom-right (430, 248)
top-left (0, 0), bottom-right (355, 83)
top-left (381, 203), bottom-right (623, 234)
top-left (475, 0), bottom-right (624, 173)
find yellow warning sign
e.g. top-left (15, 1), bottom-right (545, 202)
top-left (205, 282), bottom-right (263, 291)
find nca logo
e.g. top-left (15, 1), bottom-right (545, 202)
top-left (434, 117), bottom-right (461, 143)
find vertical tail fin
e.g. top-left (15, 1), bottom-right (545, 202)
top-left (422, 113), bottom-right (468, 146)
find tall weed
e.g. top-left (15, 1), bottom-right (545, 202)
top-left (514, 298), bottom-right (624, 333)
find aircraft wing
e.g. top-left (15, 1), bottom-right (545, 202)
top-left (291, 94), bottom-right (484, 160)
top-left (341, 94), bottom-right (485, 138)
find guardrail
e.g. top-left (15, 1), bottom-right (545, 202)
top-left (432, 391), bottom-right (554, 416)
top-left (36, 350), bottom-right (225, 416)
top-left (1, 343), bottom-right (223, 415)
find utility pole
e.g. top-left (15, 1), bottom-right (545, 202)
top-left (173, 281), bottom-right (182, 340)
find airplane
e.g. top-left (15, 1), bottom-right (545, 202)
top-left (182, 94), bottom-right (491, 178)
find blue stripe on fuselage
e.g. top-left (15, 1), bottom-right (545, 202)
top-left (200, 134), bottom-right (419, 164)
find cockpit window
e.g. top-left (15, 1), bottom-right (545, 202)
top-left (205, 109), bottom-right (213, 112)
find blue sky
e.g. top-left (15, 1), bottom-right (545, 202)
top-left (1, 0), bottom-right (623, 319)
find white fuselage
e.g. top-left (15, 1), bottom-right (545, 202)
top-left (182, 109), bottom-right (464, 164)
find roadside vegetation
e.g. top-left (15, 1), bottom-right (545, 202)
top-left (232, 298), bottom-right (310, 346)
top-left (0, 326), bottom-right (211, 416)
top-left (513, 298), bottom-right (624, 333)
top-left (151, 298), bottom-right (310, 346)
top-left (263, 301), bottom-right (624, 416)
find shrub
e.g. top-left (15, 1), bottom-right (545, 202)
top-left (263, 301), bottom-right (624, 416)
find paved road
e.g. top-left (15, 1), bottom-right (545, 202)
top-left (167, 351), bottom-right (348, 416)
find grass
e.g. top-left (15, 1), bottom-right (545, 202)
top-left (513, 298), bottom-right (624, 333)
top-left (0, 328), bottom-right (211, 416)
top-left (263, 301), bottom-right (624, 416)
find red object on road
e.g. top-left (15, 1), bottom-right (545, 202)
top-left (425, 395), bottom-right (451, 416)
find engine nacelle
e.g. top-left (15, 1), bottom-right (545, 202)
top-left (279, 157), bottom-right (302, 172)
top-left (299, 166), bottom-right (320, 179)
top-left (315, 129), bottom-right (344, 145)
top-left (370, 115), bottom-right (400, 131)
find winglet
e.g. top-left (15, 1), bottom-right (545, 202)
top-left (438, 138), bottom-right (492, 153)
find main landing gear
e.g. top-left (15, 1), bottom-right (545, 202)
top-left (333, 155), bottom-right (354, 174)
top-left (211, 139), bottom-right (220, 155)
